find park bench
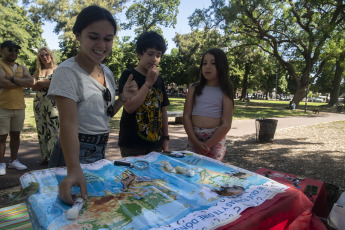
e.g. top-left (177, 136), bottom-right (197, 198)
top-left (167, 111), bottom-right (183, 124)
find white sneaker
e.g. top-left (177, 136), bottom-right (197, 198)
top-left (0, 163), bottom-right (6, 175)
top-left (8, 160), bottom-right (27, 170)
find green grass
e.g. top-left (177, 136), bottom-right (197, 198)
top-left (166, 98), bottom-right (330, 120)
top-left (233, 99), bottom-right (328, 119)
top-left (23, 95), bottom-right (37, 140)
top-left (166, 98), bottom-right (186, 111)
top-left (23, 96), bottom-right (333, 141)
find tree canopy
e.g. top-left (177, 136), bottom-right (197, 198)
top-left (121, 0), bottom-right (180, 34)
top-left (0, 0), bottom-right (45, 66)
top-left (1, 0), bottom-right (344, 104)
top-left (190, 0), bottom-right (345, 105)
top-left (23, 0), bottom-right (129, 59)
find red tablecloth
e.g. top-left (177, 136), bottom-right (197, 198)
top-left (216, 168), bottom-right (328, 230)
top-left (254, 168), bottom-right (329, 218)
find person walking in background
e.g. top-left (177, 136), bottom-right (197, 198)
top-left (118, 31), bottom-right (170, 157)
top-left (47, 5), bottom-right (137, 205)
top-left (183, 48), bottom-right (234, 161)
top-left (0, 40), bottom-right (34, 176)
top-left (31, 47), bottom-right (59, 166)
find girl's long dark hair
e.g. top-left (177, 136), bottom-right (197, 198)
top-left (73, 5), bottom-right (117, 35)
top-left (194, 48), bottom-right (234, 104)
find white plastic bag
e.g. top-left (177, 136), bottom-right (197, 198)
top-left (328, 192), bottom-right (345, 230)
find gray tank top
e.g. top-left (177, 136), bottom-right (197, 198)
top-left (192, 85), bottom-right (223, 118)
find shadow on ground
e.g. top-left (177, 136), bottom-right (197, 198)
top-left (224, 134), bottom-right (343, 214)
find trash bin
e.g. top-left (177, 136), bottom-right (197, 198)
top-left (256, 118), bottom-right (278, 142)
top-left (336, 106), bottom-right (343, 113)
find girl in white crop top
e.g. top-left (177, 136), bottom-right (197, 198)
top-left (183, 48), bottom-right (234, 161)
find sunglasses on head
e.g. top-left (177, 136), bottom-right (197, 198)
top-left (103, 88), bottom-right (114, 117)
top-left (8, 47), bottom-right (20, 53)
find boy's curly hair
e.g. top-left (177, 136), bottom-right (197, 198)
top-left (136, 31), bottom-right (167, 54)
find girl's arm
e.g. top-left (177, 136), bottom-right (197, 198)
top-left (55, 96), bottom-right (88, 205)
top-left (204, 95), bottom-right (234, 148)
top-left (31, 70), bottom-right (45, 91)
top-left (31, 70), bottom-right (40, 91)
top-left (35, 79), bottom-right (51, 89)
top-left (162, 106), bottom-right (169, 151)
top-left (183, 85), bottom-right (210, 153)
top-left (32, 70), bottom-right (54, 91)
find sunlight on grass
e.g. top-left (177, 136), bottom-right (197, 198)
top-left (23, 96), bottom-right (336, 141)
top-left (166, 98), bottom-right (185, 111)
top-left (24, 96), bottom-right (37, 132)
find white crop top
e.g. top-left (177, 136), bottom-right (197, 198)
top-left (192, 85), bottom-right (223, 118)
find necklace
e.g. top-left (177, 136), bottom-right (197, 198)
top-left (96, 66), bottom-right (102, 77)
top-left (75, 55), bottom-right (102, 78)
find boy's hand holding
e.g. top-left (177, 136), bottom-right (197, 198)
top-left (145, 65), bottom-right (159, 87)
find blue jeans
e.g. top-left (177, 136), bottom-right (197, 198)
top-left (48, 139), bottom-right (107, 168)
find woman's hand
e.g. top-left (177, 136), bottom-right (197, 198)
top-left (31, 80), bottom-right (44, 91)
top-left (120, 74), bottom-right (138, 102)
top-left (32, 79), bottom-right (52, 91)
top-left (59, 166), bottom-right (88, 205)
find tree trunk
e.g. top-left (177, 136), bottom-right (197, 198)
top-left (240, 63), bottom-right (250, 100)
top-left (293, 86), bottom-right (307, 108)
top-left (329, 52), bottom-right (345, 106)
top-left (290, 68), bottom-right (310, 107)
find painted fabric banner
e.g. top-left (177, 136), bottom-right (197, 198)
top-left (20, 151), bottom-right (288, 230)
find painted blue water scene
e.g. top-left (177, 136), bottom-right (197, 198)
top-left (20, 151), bottom-right (287, 230)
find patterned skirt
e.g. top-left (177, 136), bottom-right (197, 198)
top-left (186, 127), bottom-right (227, 161)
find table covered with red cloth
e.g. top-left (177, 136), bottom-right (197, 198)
top-left (219, 184), bottom-right (326, 229)
top-left (254, 168), bottom-right (329, 218)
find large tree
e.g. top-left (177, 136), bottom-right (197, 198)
top-left (330, 50), bottom-right (345, 105)
top-left (121, 0), bottom-right (180, 35)
top-left (228, 43), bottom-right (270, 100)
top-left (191, 0), bottom-right (345, 106)
top-left (309, 27), bottom-right (345, 105)
top-left (323, 31), bottom-right (345, 106)
top-left (107, 36), bottom-right (137, 80)
top-left (23, 0), bottom-right (128, 60)
top-left (160, 48), bottom-right (184, 87)
top-left (312, 49), bottom-right (345, 105)
top-left (0, 0), bottom-right (45, 66)
top-left (173, 28), bottom-right (227, 86)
